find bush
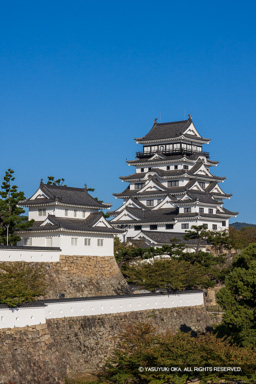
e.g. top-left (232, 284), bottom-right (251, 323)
top-left (100, 322), bottom-right (256, 384)
top-left (0, 262), bottom-right (46, 307)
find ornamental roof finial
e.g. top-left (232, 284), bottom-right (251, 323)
top-left (188, 113), bottom-right (192, 121)
top-left (40, 178), bottom-right (43, 184)
top-left (153, 118), bottom-right (158, 125)
top-left (84, 184), bottom-right (87, 191)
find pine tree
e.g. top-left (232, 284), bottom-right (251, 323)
top-left (47, 176), bottom-right (66, 186)
top-left (0, 169), bottom-right (33, 245)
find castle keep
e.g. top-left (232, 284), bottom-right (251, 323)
top-left (110, 116), bottom-right (237, 246)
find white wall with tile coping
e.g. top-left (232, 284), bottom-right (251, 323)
top-left (0, 291), bottom-right (204, 329)
top-left (0, 247), bottom-right (61, 262)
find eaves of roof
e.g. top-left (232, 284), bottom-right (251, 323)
top-left (18, 213), bottom-right (123, 234)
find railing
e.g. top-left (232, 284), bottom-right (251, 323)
top-left (136, 149), bottom-right (209, 159)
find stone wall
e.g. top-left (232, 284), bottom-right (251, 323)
top-left (0, 305), bottom-right (211, 384)
top-left (42, 255), bottom-right (130, 298)
top-left (1, 255), bottom-right (130, 300)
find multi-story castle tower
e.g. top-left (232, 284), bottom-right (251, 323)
top-left (110, 116), bottom-right (237, 246)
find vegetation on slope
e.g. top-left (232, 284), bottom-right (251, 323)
top-left (0, 262), bottom-right (46, 307)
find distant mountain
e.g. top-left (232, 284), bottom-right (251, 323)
top-left (230, 222), bottom-right (256, 230)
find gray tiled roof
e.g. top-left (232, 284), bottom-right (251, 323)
top-left (186, 191), bottom-right (220, 204)
top-left (120, 161), bottom-right (225, 182)
top-left (21, 213), bottom-right (122, 234)
top-left (111, 204), bottom-right (236, 224)
top-left (111, 207), bottom-right (179, 224)
top-left (113, 180), bottom-right (197, 198)
top-left (20, 182), bottom-right (111, 209)
top-left (138, 231), bottom-right (207, 246)
top-left (216, 208), bottom-right (238, 216)
top-left (127, 153), bottom-right (219, 165)
top-left (135, 118), bottom-right (210, 143)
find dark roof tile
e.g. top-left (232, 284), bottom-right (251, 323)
top-left (20, 183), bottom-right (111, 209)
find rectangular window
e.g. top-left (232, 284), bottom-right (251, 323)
top-left (82, 211), bottom-right (86, 218)
top-left (144, 146), bottom-right (150, 153)
top-left (84, 238), bottom-right (91, 246)
top-left (24, 238), bottom-right (32, 246)
top-left (74, 210), bottom-right (77, 217)
top-left (71, 238), bottom-right (78, 246)
top-left (150, 225), bottom-right (157, 230)
top-left (174, 165), bottom-right (178, 170)
top-left (38, 209), bottom-right (46, 216)
top-left (135, 183), bottom-right (144, 190)
top-left (166, 166), bottom-right (170, 170)
top-left (209, 209), bottom-right (214, 214)
top-left (46, 237), bottom-right (52, 247)
top-left (148, 167), bottom-right (152, 171)
top-left (212, 224), bottom-right (217, 230)
top-left (168, 180), bottom-right (179, 187)
top-left (65, 209), bottom-right (68, 217)
top-left (183, 165), bottom-right (189, 170)
top-left (199, 182), bottom-right (205, 189)
top-left (199, 208), bottom-right (204, 213)
top-left (141, 168), bottom-right (144, 172)
top-left (166, 144), bottom-right (173, 151)
top-left (222, 221), bottom-right (226, 227)
top-left (146, 200), bottom-right (154, 206)
top-left (97, 239), bottom-right (104, 246)
top-left (203, 223), bottom-right (208, 229)
top-left (184, 207), bottom-right (191, 213)
top-left (166, 224), bottom-right (174, 229)
top-left (134, 225), bottom-right (142, 231)
top-left (181, 223), bottom-right (189, 229)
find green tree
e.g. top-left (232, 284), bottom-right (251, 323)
top-left (216, 243), bottom-right (256, 348)
top-left (0, 262), bottom-right (46, 307)
top-left (0, 169), bottom-right (34, 245)
top-left (184, 225), bottom-right (232, 254)
top-left (183, 224), bottom-right (209, 253)
top-left (47, 176), bottom-right (66, 186)
top-left (100, 322), bottom-right (256, 384)
top-left (125, 258), bottom-right (215, 292)
top-left (229, 226), bottom-right (256, 250)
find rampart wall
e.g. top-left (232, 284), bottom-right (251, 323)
top-left (0, 255), bottom-right (130, 299)
top-left (0, 305), bottom-right (211, 384)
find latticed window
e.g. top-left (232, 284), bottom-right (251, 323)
top-left (168, 180), bottom-right (179, 187)
top-left (71, 238), bottom-right (78, 246)
top-left (135, 183), bottom-right (144, 190)
top-left (84, 238), bottom-right (91, 246)
top-left (146, 200), bottom-right (154, 206)
top-left (97, 239), bottom-right (104, 246)
top-left (184, 207), bottom-right (191, 213)
top-left (181, 223), bottom-right (189, 229)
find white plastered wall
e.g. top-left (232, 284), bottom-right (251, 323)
top-left (59, 233), bottom-right (114, 256)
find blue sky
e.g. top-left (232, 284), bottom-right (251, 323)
top-left (0, 1), bottom-right (255, 223)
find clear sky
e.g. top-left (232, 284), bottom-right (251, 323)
top-left (0, 1), bottom-right (255, 223)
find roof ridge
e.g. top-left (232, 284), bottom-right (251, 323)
top-left (155, 119), bottom-right (188, 126)
top-left (42, 183), bottom-right (86, 192)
